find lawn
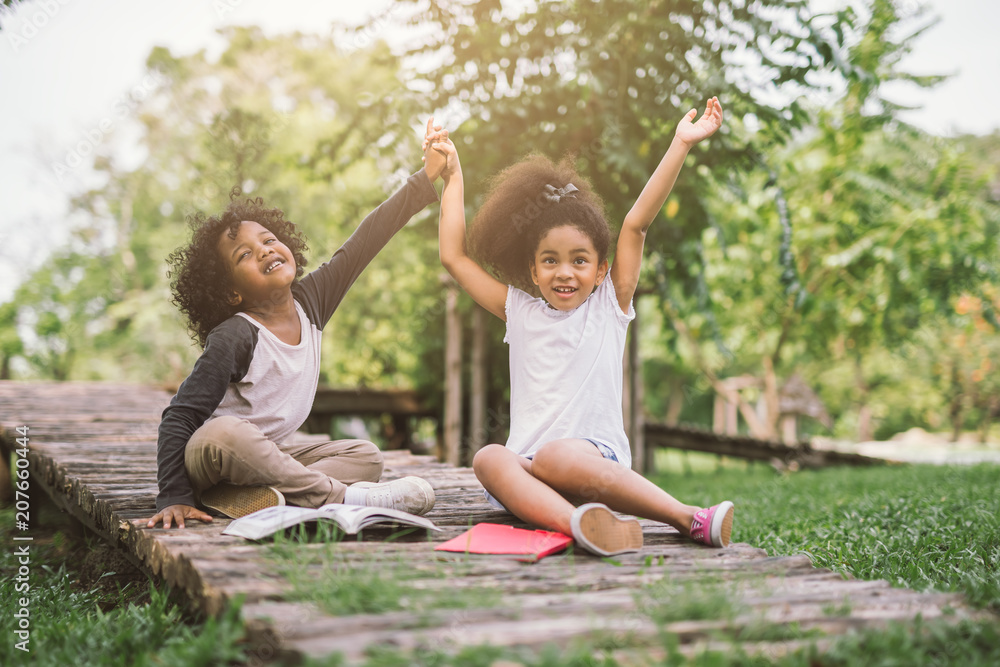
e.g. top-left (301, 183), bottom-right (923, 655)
top-left (648, 452), bottom-right (1000, 612)
top-left (0, 500), bottom-right (247, 667)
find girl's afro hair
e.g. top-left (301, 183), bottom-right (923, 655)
top-left (168, 187), bottom-right (308, 348)
top-left (468, 154), bottom-right (610, 294)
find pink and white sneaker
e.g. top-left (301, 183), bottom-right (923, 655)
top-left (689, 501), bottom-right (734, 548)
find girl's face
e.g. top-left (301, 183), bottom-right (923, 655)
top-left (217, 220), bottom-right (296, 308)
top-left (530, 224), bottom-right (608, 311)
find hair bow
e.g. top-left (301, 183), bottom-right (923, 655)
top-left (542, 183), bottom-right (579, 203)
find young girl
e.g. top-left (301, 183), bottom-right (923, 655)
top-left (427, 99), bottom-right (734, 555)
top-left (146, 122), bottom-right (444, 530)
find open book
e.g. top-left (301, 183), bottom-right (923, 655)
top-left (221, 504), bottom-right (441, 540)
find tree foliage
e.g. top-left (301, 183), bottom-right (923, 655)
top-left (395, 0), bottom-right (876, 282)
top-left (3, 27), bottom-right (447, 389)
top-left (665, 1), bottom-right (1000, 440)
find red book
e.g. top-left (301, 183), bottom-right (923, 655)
top-left (434, 523), bottom-right (573, 561)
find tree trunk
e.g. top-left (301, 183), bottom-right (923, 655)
top-left (948, 361), bottom-right (964, 443)
top-left (854, 356), bottom-right (873, 442)
top-left (761, 355), bottom-right (782, 436)
top-left (119, 192), bottom-right (141, 292)
top-left (977, 395), bottom-right (998, 444)
top-left (443, 279), bottom-right (462, 466)
top-left (857, 405), bottom-right (874, 443)
top-left (0, 453), bottom-right (10, 504)
top-left (665, 378), bottom-right (684, 426)
top-left (625, 309), bottom-right (646, 473)
top-left (468, 306), bottom-right (487, 461)
top-left (949, 398), bottom-right (964, 443)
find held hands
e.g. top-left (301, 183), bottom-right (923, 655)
top-left (675, 97), bottom-right (723, 147)
top-left (422, 117), bottom-right (451, 182)
top-left (146, 504), bottom-right (213, 529)
top-left (422, 116), bottom-right (460, 182)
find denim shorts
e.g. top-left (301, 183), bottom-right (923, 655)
top-left (483, 438), bottom-right (621, 512)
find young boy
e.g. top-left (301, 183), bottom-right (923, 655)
top-left (146, 121), bottom-right (445, 529)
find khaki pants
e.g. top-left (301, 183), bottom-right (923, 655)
top-left (184, 415), bottom-right (383, 508)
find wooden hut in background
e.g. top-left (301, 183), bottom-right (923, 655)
top-left (778, 373), bottom-right (832, 444)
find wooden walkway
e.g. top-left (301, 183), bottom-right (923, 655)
top-left (0, 381), bottom-right (991, 664)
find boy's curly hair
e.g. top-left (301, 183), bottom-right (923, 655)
top-left (468, 154), bottom-right (610, 294)
top-left (168, 188), bottom-right (309, 348)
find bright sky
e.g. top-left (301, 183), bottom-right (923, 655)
top-left (0, 0), bottom-right (997, 303)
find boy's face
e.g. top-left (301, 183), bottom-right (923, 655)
top-left (218, 220), bottom-right (296, 307)
top-left (529, 224), bottom-right (608, 312)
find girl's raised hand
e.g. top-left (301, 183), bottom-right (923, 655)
top-left (430, 136), bottom-right (460, 181)
top-left (422, 116), bottom-right (451, 181)
top-left (675, 97), bottom-right (723, 147)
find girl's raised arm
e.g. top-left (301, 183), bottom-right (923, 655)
top-left (610, 97), bottom-right (723, 313)
top-left (431, 135), bottom-right (509, 320)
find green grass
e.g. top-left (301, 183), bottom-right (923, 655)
top-left (303, 618), bottom-right (1000, 667)
top-left (0, 507), bottom-right (249, 667)
top-left (265, 523), bottom-right (501, 617)
top-left (649, 455), bottom-right (1000, 611)
top-left (686, 617), bottom-right (1000, 667)
top-left (639, 574), bottom-right (741, 625)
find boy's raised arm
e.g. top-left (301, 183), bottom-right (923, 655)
top-left (610, 97), bottom-right (723, 313)
top-left (430, 131), bottom-right (509, 320)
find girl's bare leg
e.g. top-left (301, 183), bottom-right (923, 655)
top-left (472, 444), bottom-right (577, 534)
top-left (530, 438), bottom-right (701, 536)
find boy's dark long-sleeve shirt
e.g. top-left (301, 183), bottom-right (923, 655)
top-left (155, 169), bottom-right (438, 511)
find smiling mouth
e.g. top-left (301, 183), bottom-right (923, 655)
top-left (552, 286), bottom-right (577, 295)
top-left (264, 259), bottom-right (284, 274)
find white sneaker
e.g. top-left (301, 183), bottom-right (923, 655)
top-left (570, 503), bottom-right (643, 556)
top-left (345, 476), bottom-right (435, 516)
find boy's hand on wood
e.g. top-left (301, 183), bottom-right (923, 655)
top-left (675, 96), bottom-right (723, 147)
top-left (146, 504), bottom-right (213, 529)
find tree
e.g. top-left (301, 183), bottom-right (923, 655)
top-left (394, 0), bottom-right (871, 254)
top-left (683, 0), bottom-right (1000, 440)
top-left (1, 26), bottom-right (449, 391)
top-left (691, 124), bottom-right (999, 439)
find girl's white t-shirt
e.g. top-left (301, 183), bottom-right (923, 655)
top-left (503, 275), bottom-right (635, 468)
